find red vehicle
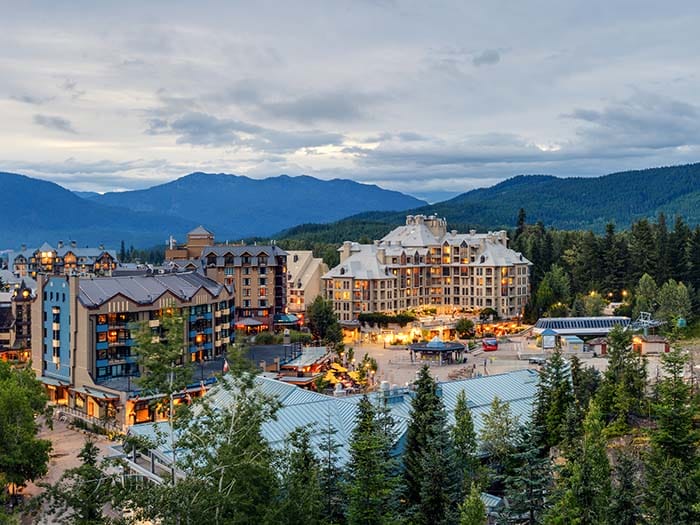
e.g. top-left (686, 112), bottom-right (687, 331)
top-left (482, 338), bottom-right (499, 351)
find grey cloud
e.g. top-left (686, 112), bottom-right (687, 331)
top-left (259, 91), bottom-right (368, 123)
top-left (33, 114), bottom-right (78, 134)
top-left (10, 94), bottom-right (54, 105)
top-left (59, 78), bottom-right (85, 99)
top-left (564, 93), bottom-right (700, 150)
top-left (149, 111), bottom-right (345, 153)
top-left (472, 49), bottom-right (501, 66)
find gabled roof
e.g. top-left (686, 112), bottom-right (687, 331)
top-left (188, 225), bottom-right (213, 236)
top-left (129, 368), bottom-right (539, 468)
top-left (201, 245), bottom-right (287, 258)
top-left (78, 271), bottom-right (229, 308)
top-left (323, 244), bottom-right (393, 280)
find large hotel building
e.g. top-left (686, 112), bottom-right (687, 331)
top-left (323, 215), bottom-right (531, 321)
top-left (30, 272), bottom-right (235, 427)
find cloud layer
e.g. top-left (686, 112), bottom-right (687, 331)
top-left (1, 2), bottom-right (700, 201)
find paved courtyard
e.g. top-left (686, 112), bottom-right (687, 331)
top-left (22, 419), bottom-right (114, 500)
top-left (349, 336), bottom-right (619, 388)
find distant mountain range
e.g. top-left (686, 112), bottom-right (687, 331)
top-left (278, 163), bottom-right (700, 242)
top-left (3, 163), bottom-right (700, 251)
top-left (0, 172), bottom-right (425, 249)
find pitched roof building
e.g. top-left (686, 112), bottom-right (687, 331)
top-left (323, 215), bottom-right (531, 321)
top-left (31, 272), bottom-right (235, 427)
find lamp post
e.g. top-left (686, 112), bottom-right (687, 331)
top-left (195, 334), bottom-right (204, 382)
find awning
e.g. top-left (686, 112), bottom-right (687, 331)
top-left (235, 318), bottom-right (264, 327)
top-left (40, 376), bottom-right (70, 387)
top-left (273, 314), bottom-right (299, 324)
top-left (72, 386), bottom-right (120, 400)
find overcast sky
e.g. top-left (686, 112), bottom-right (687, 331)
top-left (2, 1), bottom-right (700, 202)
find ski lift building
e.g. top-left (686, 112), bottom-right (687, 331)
top-left (533, 316), bottom-right (630, 337)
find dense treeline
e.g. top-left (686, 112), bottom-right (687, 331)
top-left (511, 210), bottom-right (700, 324)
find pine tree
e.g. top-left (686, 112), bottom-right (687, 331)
top-left (545, 402), bottom-right (611, 525)
top-left (669, 216), bottom-right (691, 282)
top-left (533, 349), bottom-right (573, 449)
top-left (402, 365), bottom-right (460, 524)
top-left (595, 325), bottom-right (646, 429)
top-left (276, 427), bottom-right (323, 525)
top-left (500, 422), bottom-right (552, 524)
top-left (515, 208), bottom-right (527, 242)
top-left (452, 390), bottom-right (482, 488)
top-left (345, 396), bottom-right (397, 525)
top-left (628, 219), bottom-right (658, 285)
top-left (607, 449), bottom-right (642, 525)
top-left (318, 414), bottom-right (345, 525)
top-left (459, 483), bottom-right (487, 525)
top-left (644, 343), bottom-right (699, 524)
top-left (654, 213), bottom-right (671, 285)
top-left (686, 227), bottom-right (700, 292)
top-left (570, 354), bottom-right (600, 413)
top-left (479, 397), bottom-right (519, 479)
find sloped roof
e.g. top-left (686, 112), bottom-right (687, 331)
top-left (323, 244), bottom-right (394, 280)
top-left (129, 368), bottom-right (539, 468)
top-left (78, 271), bottom-right (228, 308)
top-left (380, 223), bottom-right (440, 247)
top-left (188, 225), bottom-right (213, 236)
top-left (473, 241), bottom-right (532, 267)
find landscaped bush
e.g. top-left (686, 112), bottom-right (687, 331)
top-left (358, 312), bottom-right (417, 328)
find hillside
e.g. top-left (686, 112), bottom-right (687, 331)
top-left (84, 172), bottom-right (426, 240)
top-left (278, 163), bottom-right (700, 241)
top-left (0, 172), bottom-right (197, 249)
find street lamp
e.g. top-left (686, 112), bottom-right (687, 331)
top-left (195, 334), bottom-right (205, 382)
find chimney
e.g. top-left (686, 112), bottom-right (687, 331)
top-left (21, 244), bottom-right (26, 251)
top-left (70, 240), bottom-right (77, 248)
top-left (340, 241), bottom-right (352, 263)
top-left (57, 240), bottom-right (64, 249)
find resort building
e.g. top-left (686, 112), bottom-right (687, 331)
top-left (323, 215), bottom-right (531, 322)
top-left (30, 272), bottom-right (235, 427)
top-left (286, 250), bottom-right (328, 318)
top-left (165, 227), bottom-right (288, 328)
top-left (0, 279), bottom-right (35, 363)
top-left (9, 241), bottom-right (118, 278)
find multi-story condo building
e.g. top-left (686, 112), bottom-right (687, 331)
top-left (30, 272), bottom-right (235, 427)
top-left (323, 215), bottom-right (531, 322)
top-left (9, 241), bottom-right (118, 278)
top-left (286, 250), bottom-right (328, 318)
top-left (201, 245), bottom-right (287, 326)
top-left (0, 279), bottom-right (35, 363)
top-left (164, 227), bottom-right (288, 327)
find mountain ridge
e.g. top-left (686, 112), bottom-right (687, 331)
top-left (0, 171), bottom-right (425, 249)
top-left (276, 162), bottom-right (700, 242)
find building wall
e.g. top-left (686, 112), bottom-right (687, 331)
top-left (37, 277), bottom-right (72, 382)
top-left (287, 251), bottom-right (328, 315)
top-left (324, 224), bottom-right (531, 321)
top-left (32, 274), bottom-right (235, 427)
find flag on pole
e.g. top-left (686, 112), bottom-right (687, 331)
top-left (222, 358), bottom-right (230, 374)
